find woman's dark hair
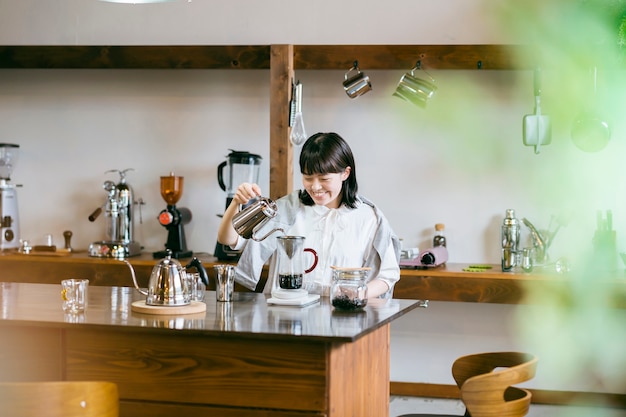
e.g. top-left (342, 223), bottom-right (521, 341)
top-left (298, 132), bottom-right (358, 208)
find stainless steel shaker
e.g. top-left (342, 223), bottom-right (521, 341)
top-left (501, 209), bottom-right (520, 272)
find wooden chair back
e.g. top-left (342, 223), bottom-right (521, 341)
top-left (0, 381), bottom-right (119, 417)
top-left (452, 352), bottom-right (538, 417)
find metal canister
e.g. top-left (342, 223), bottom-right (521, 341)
top-left (501, 209), bottom-right (520, 272)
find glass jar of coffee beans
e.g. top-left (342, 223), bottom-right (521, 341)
top-left (330, 267), bottom-right (370, 311)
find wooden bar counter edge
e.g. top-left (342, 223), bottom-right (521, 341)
top-left (0, 250), bottom-right (624, 307)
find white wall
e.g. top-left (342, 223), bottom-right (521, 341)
top-left (1, 0), bottom-right (625, 395)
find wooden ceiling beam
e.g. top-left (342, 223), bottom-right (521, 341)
top-left (0, 44), bottom-right (537, 70)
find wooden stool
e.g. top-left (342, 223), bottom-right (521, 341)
top-left (0, 381), bottom-right (119, 417)
top-left (398, 351), bottom-right (538, 417)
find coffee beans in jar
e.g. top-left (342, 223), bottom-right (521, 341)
top-left (330, 267), bottom-right (370, 311)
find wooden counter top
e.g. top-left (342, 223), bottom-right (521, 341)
top-left (0, 282), bottom-right (420, 342)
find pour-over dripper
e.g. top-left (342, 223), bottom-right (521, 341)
top-left (0, 143), bottom-right (19, 180)
top-left (160, 172), bottom-right (183, 205)
top-left (275, 236), bottom-right (318, 291)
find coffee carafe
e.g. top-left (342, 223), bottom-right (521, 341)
top-left (0, 143), bottom-right (20, 251)
top-left (215, 150), bottom-right (262, 260)
top-left (273, 236), bottom-right (318, 296)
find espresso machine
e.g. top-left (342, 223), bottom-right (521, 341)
top-left (214, 150), bottom-right (262, 260)
top-left (0, 143), bottom-right (20, 251)
top-left (153, 172), bottom-right (193, 259)
top-left (88, 169), bottom-right (142, 259)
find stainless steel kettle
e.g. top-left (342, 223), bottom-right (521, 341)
top-left (124, 250), bottom-right (208, 306)
top-left (232, 196), bottom-right (284, 241)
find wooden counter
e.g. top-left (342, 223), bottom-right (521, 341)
top-left (0, 251), bottom-right (260, 292)
top-left (1, 252), bottom-right (624, 306)
top-left (0, 282), bottom-right (421, 417)
top-left (395, 263), bottom-right (626, 307)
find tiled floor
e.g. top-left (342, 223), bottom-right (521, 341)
top-left (389, 396), bottom-right (626, 417)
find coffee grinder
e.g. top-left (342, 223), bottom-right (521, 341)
top-left (214, 150), bottom-right (262, 260)
top-left (153, 172), bottom-right (193, 259)
top-left (0, 143), bottom-right (20, 251)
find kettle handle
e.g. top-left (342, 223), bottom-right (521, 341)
top-left (122, 259), bottom-right (148, 296)
top-left (217, 160), bottom-right (227, 192)
top-left (186, 257), bottom-right (209, 286)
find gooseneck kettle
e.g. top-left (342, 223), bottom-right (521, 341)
top-left (124, 250), bottom-right (208, 306)
top-left (231, 196), bottom-right (284, 241)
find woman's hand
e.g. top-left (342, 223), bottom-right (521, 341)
top-left (232, 182), bottom-right (262, 206)
top-left (216, 182), bottom-right (262, 246)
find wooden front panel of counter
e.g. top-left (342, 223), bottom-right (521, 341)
top-left (0, 324), bottom-right (389, 417)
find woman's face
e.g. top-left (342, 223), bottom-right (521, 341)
top-left (302, 167), bottom-right (350, 209)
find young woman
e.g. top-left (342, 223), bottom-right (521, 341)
top-left (217, 132), bottom-right (401, 298)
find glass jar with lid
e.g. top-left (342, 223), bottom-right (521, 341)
top-left (330, 267), bottom-right (370, 311)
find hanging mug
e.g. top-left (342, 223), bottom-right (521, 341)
top-left (393, 64), bottom-right (437, 108)
top-left (343, 62), bottom-right (372, 98)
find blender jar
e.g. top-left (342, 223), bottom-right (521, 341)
top-left (0, 143), bottom-right (19, 180)
top-left (217, 150), bottom-right (262, 200)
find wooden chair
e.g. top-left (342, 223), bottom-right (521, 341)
top-left (0, 381), bottom-right (119, 417)
top-left (398, 351), bottom-right (538, 417)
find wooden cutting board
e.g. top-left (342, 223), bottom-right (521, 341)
top-left (131, 300), bottom-right (206, 315)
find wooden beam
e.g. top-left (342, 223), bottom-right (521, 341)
top-left (0, 45), bottom-right (271, 69)
top-left (269, 44), bottom-right (294, 200)
top-left (294, 44), bottom-right (533, 70)
top-left (0, 45), bottom-right (534, 70)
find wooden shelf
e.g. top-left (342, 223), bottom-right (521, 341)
top-left (394, 263), bottom-right (626, 308)
top-left (0, 44), bottom-right (531, 70)
top-left (294, 44), bottom-right (531, 70)
top-left (1, 254), bottom-right (623, 307)
top-left (0, 45), bottom-right (271, 69)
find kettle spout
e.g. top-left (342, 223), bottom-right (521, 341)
top-left (122, 259), bottom-right (148, 296)
top-left (251, 227), bottom-right (285, 242)
top-left (186, 257), bottom-right (209, 286)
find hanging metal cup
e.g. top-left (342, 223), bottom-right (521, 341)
top-left (393, 63), bottom-right (437, 108)
top-left (231, 196), bottom-right (284, 241)
top-left (343, 61), bottom-right (372, 98)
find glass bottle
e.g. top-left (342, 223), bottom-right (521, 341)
top-left (330, 268), bottom-right (369, 311)
top-left (433, 223), bottom-right (446, 247)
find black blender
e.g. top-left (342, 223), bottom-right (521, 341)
top-left (214, 150), bottom-right (262, 260)
top-left (153, 172), bottom-right (193, 259)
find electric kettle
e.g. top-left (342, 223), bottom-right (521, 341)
top-left (232, 196), bottom-right (284, 241)
top-left (124, 250), bottom-right (208, 306)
